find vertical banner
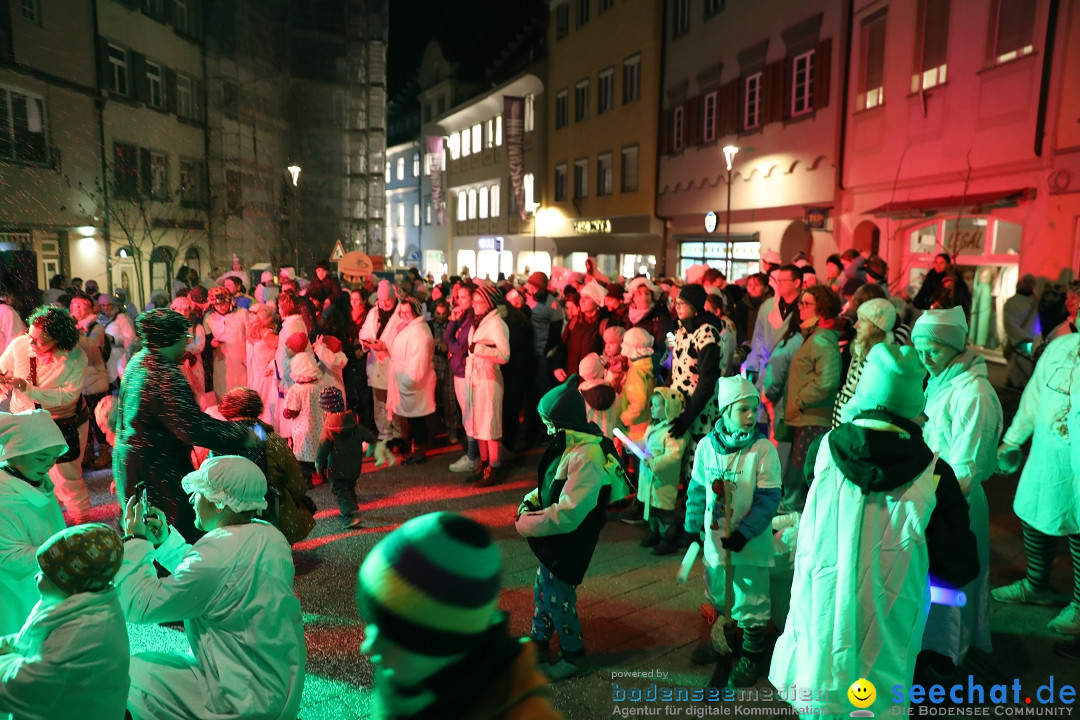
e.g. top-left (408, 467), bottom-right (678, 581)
top-left (504, 96), bottom-right (527, 221)
top-left (426, 136), bottom-right (446, 226)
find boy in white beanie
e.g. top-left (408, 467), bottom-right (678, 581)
top-left (769, 344), bottom-right (979, 716)
top-left (684, 376), bottom-right (782, 686)
top-left (635, 388), bottom-right (688, 555)
top-left (115, 456), bottom-right (306, 720)
top-left (0, 410), bottom-right (69, 636)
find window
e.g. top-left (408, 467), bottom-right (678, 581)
top-left (467, 188), bottom-right (477, 219)
top-left (462, 127), bottom-right (471, 157)
top-left (523, 173), bottom-right (534, 213)
top-left (791, 50), bottom-right (815, 116)
top-left (744, 72), bottom-right (762, 129)
top-left (702, 91), bottom-right (717, 142)
top-left (107, 43), bottom-right (128, 96)
top-left (385, 161), bottom-right (391, 183)
top-left (621, 145), bottom-right (638, 192)
top-left (575, 0), bottom-right (589, 28)
top-left (471, 124), bottom-right (482, 154)
top-left (424, 153), bottom-right (431, 175)
top-left (990, 0), bottom-right (1036, 64)
top-left (397, 204), bottom-right (405, 227)
top-left (485, 118), bottom-right (495, 149)
top-left (671, 106), bottom-right (684, 151)
top-left (495, 115), bottom-right (502, 146)
top-left (21, 0), bottom-right (38, 23)
top-left (0, 87), bottom-right (48, 164)
top-left (425, 202), bottom-right (432, 224)
top-left (574, 80), bottom-right (589, 122)
top-left (673, 0), bottom-right (691, 37)
top-left (448, 132), bottom-right (461, 159)
top-left (574, 158), bottom-right (588, 199)
top-left (554, 163), bottom-right (568, 202)
top-left (386, 203), bottom-right (392, 226)
top-left (396, 157), bottom-right (404, 180)
top-left (176, 74), bottom-right (193, 118)
top-left (704, 0), bottom-right (724, 17)
top-left (413, 203), bottom-right (420, 226)
top-left (226, 169), bottom-right (242, 213)
top-left (623, 54), bottom-right (641, 103)
top-left (599, 0), bottom-right (614, 11)
top-left (597, 152), bottom-right (613, 196)
top-left (457, 191), bottom-right (467, 221)
top-left (555, 90), bottom-right (569, 129)
top-left (556, 3), bottom-right (569, 39)
top-left (913, 0), bottom-right (950, 92)
top-left (598, 68), bottom-right (614, 114)
top-left (178, 158), bottom-right (203, 205)
top-left (174, 0), bottom-right (200, 38)
top-left (413, 152), bottom-right (420, 176)
top-left (525, 93), bottom-right (536, 132)
top-left (859, 10), bottom-right (887, 110)
top-left (479, 187), bottom-right (489, 219)
top-left (490, 183), bottom-right (500, 217)
top-left (147, 151), bottom-right (168, 199)
top-left (114, 143), bottom-right (139, 197)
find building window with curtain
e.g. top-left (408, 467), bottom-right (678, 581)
top-left (555, 163), bottom-right (568, 201)
top-left (573, 158), bottom-right (588, 199)
top-left (623, 54), bottom-right (641, 104)
top-left (859, 8), bottom-right (887, 110)
top-left (989, 0), bottom-right (1035, 64)
top-left (913, 0), bottom-right (950, 91)
top-left (597, 152), bottom-right (613, 196)
top-left (621, 144), bottom-right (638, 192)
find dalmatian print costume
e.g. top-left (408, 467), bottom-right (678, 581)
top-left (670, 319), bottom-right (723, 440)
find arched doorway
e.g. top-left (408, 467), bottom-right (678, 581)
top-left (113, 246), bottom-right (139, 309)
top-left (149, 246), bottom-right (176, 300)
top-left (184, 246), bottom-right (203, 282)
top-left (853, 220), bottom-right (880, 256)
top-left (780, 220), bottom-right (813, 265)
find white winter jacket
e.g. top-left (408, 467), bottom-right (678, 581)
top-left (464, 310), bottom-right (510, 440)
top-left (387, 315), bottom-right (436, 418)
top-left (0, 590), bottom-right (130, 720)
top-left (1003, 333), bottom-right (1080, 535)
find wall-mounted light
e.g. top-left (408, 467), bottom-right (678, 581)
top-left (75, 226), bottom-right (97, 237)
top-left (288, 165), bottom-right (301, 186)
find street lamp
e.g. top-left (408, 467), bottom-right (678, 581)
top-left (287, 165), bottom-right (301, 272)
top-left (722, 145), bottom-right (739, 277)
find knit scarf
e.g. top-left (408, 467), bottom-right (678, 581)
top-left (373, 616), bottom-right (522, 720)
top-left (710, 419), bottom-right (761, 454)
top-left (627, 304), bottom-right (651, 326)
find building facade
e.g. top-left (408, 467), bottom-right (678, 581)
top-left (383, 139), bottom-right (424, 269)
top-left (543, 0), bottom-right (664, 279)
top-left (658, 0), bottom-right (844, 281)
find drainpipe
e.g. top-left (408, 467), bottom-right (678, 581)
top-left (1033, 0), bottom-right (1060, 157)
top-left (836, 0), bottom-right (854, 193)
top-left (91, 0), bottom-right (112, 293)
top-left (653, 0), bottom-right (669, 276)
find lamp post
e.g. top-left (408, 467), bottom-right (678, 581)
top-left (288, 165), bottom-right (301, 272)
top-left (722, 145), bottom-right (739, 277)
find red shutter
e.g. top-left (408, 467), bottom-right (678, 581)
top-left (782, 56), bottom-right (793, 119)
top-left (686, 96), bottom-right (700, 145)
top-left (760, 60), bottom-right (786, 125)
top-left (718, 79), bottom-right (740, 136)
top-left (814, 38), bottom-right (832, 110)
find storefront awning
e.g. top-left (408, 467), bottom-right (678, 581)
top-left (862, 188), bottom-right (1035, 219)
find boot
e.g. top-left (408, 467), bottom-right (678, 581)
top-left (475, 463), bottom-right (503, 488)
top-left (728, 652), bottom-right (763, 687)
top-left (639, 530), bottom-right (661, 548)
top-left (468, 461), bottom-right (490, 484)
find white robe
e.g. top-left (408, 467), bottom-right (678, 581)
top-left (0, 590), bottom-right (130, 720)
top-left (358, 305), bottom-right (402, 390)
top-left (0, 470), bottom-right (66, 637)
top-left (387, 316), bottom-right (436, 418)
top-left (203, 309), bottom-right (249, 402)
top-left (769, 431), bottom-right (937, 717)
top-left (115, 523), bottom-right (306, 720)
top-left (464, 311), bottom-right (510, 441)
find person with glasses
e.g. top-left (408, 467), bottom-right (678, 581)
top-left (0, 306), bottom-right (91, 522)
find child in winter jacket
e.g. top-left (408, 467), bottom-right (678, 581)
top-left (618, 328), bottom-right (656, 441)
top-left (601, 326), bottom-right (627, 393)
top-left (283, 352), bottom-right (332, 483)
top-left (516, 374), bottom-right (632, 682)
top-left (577, 353), bottom-right (619, 439)
top-left (315, 386), bottom-right (395, 531)
top-left (684, 376), bottom-right (782, 687)
top-left (636, 388), bottom-right (689, 555)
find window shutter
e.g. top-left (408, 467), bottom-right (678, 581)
top-left (718, 78), bottom-right (739, 136)
top-left (686, 96), bottom-right (700, 145)
top-left (165, 68), bottom-right (177, 114)
top-left (760, 60), bottom-right (786, 124)
top-left (814, 38), bottom-right (831, 110)
top-left (782, 56), bottom-right (794, 118)
top-left (659, 107), bottom-right (670, 154)
top-left (131, 53), bottom-right (148, 103)
top-left (96, 37), bottom-right (111, 90)
top-left (139, 147), bottom-right (151, 196)
top-left (192, 79), bottom-right (203, 121)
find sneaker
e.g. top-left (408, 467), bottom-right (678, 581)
top-left (639, 531), bottom-right (661, 548)
top-left (991, 579), bottom-right (1055, 606)
top-left (619, 503), bottom-right (646, 525)
top-left (1048, 603), bottom-right (1080, 635)
top-left (475, 464), bottom-right (503, 488)
top-left (729, 654), bottom-right (762, 687)
top-left (342, 512), bottom-right (364, 530)
top-left (530, 639), bottom-right (552, 665)
top-left (469, 461), bottom-right (490, 484)
top-left (544, 653), bottom-right (589, 681)
top-left (690, 639), bottom-right (721, 665)
top-left (448, 455), bottom-right (479, 473)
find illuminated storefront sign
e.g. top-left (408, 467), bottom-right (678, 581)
top-left (573, 219), bottom-right (612, 234)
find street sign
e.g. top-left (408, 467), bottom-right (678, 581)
top-left (330, 240), bottom-right (345, 262)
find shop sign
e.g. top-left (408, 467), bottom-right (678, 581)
top-left (478, 236), bottom-right (504, 251)
top-left (704, 211), bottom-right (717, 233)
top-left (573, 218), bottom-right (612, 234)
top-left (805, 207), bottom-right (829, 229)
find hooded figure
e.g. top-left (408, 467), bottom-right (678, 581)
top-left (0, 523), bottom-right (130, 720)
top-left (114, 456), bottom-right (306, 720)
top-left (577, 353), bottom-right (618, 438)
top-left (0, 410), bottom-right (69, 636)
top-left (769, 344), bottom-right (979, 715)
top-left (634, 387), bottom-right (688, 554)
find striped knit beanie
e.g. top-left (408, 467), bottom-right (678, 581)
top-left (319, 386), bottom-right (345, 413)
top-left (356, 512), bottom-right (502, 657)
top-left (474, 284), bottom-right (501, 311)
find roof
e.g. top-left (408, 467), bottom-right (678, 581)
top-left (862, 188), bottom-right (1035, 218)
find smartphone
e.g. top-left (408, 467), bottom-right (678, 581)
top-left (139, 488), bottom-right (150, 518)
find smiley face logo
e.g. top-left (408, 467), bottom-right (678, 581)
top-left (848, 678), bottom-right (876, 710)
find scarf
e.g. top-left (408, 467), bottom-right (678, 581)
top-left (710, 419), bottom-right (762, 454)
top-left (926, 347), bottom-right (980, 400)
top-left (627, 304), bottom-right (651, 326)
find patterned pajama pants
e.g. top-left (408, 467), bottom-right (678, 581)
top-left (530, 564), bottom-right (584, 655)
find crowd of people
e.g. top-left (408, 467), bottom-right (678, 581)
top-left (0, 246), bottom-right (1077, 718)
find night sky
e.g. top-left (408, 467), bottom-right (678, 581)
top-left (387, 0), bottom-right (545, 98)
